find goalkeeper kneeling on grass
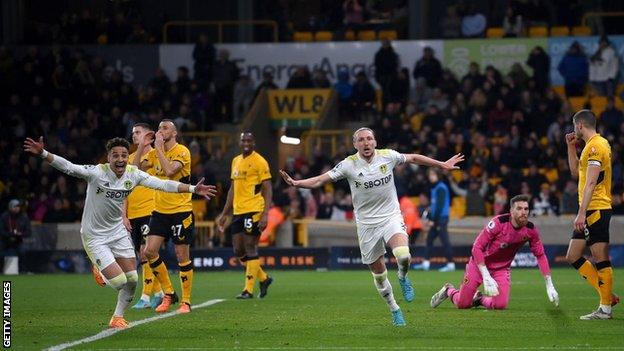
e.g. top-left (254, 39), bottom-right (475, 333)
top-left (431, 194), bottom-right (560, 310)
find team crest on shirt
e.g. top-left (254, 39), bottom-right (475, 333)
top-left (379, 164), bottom-right (388, 174)
top-left (463, 277), bottom-right (469, 284)
top-left (124, 181), bottom-right (133, 190)
top-left (500, 242), bottom-right (509, 249)
top-left (521, 235), bottom-right (529, 241)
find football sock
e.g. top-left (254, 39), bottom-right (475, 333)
top-left (152, 272), bottom-right (163, 295)
top-left (114, 270), bottom-right (138, 317)
top-left (572, 257), bottom-right (601, 294)
top-left (244, 256), bottom-right (259, 293)
top-left (372, 270), bottom-right (400, 311)
top-left (140, 261), bottom-right (153, 299)
top-left (257, 262), bottom-right (268, 282)
top-left (179, 260), bottom-right (193, 305)
top-left (596, 260), bottom-right (613, 313)
top-left (392, 246), bottom-right (411, 279)
top-left (149, 255), bottom-right (175, 294)
top-left (108, 272), bottom-right (128, 290)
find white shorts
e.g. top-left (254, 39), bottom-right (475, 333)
top-left (82, 234), bottom-right (136, 270)
top-left (356, 214), bottom-right (408, 264)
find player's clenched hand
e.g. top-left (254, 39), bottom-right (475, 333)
top-left (216, 214), bottom-right (227, 233)
top-left (142, 131), bottom-right (155, 147)
top-left (122, 217), bottom-right (132, 232)
top-left (194, 177), bottom-right (217, 200)
top-left (259, 212), bottom-right (268, 232)
top-left (279, 170), bottom-right (298, 186)
top-left (565, 133), bottom-right (577, 148)
top-left (441, 153), bottom-right (465, 170)
top-left (573, 212), bottom-right (586, 233)
top-left (154, 131), bottom-right (165, 150)
top-left (24, 136), bottom-right (45, 155)
top-left (482, 276), bottom-right (499, 296)
top-left (545, 276), bottom-right (559, 307)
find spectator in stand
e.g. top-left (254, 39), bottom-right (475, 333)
top-left (386, 68), bottom-right (410, 109)
top-left (254, 72), bottom-right (279, 98)
top-left (1, 200), bottom-right (31, 275)
top-left (589, 36), bottom-right (619, 97)
top-left (351, 71), bottom-right (376, 119)
top-left (439, 5), bottom-right (461, 39)
top-left (233, 75), bottom-right (256, 123)
top-left (532, 183), bottom-right (558, 216)
top-left (412, 77), bottom-right (432, 112)
top-left (413, 47), bottom-right (442, 89)
top-left (343, 0), bottom-right (364, 30)
top-left (448, 173), bottom-right (488, 216)
top-left (493, 184), bottom-right (509, 215)
top-left (488, 99), bottom-right (512, 136)
top-left (527, 46), bottom-right (550, 94)
top-left (312, 69), bottom-right (331, 88)
top-left (374, 39), bottom-right (399, 97)
top-left (601, 96), bottom-right (624, 136)
top-left (287, 66), bottom-right (313, 89)
top-left (106, 12), bottom-right (131, 44)
top-left (560, 180), bottom-right (579, 215)
top-left (399, 194), bottom-right (423, 246)
top-left (213, 49), bottom-right (240, 122)
top-left (557, 41), bottom-right (588, 97)
top-left (503, 6), bottom-right (523, 37)
top-left (334, 68), bottom-right (354, 119)
top-left (461, 4), bottom-right (486, 38)
top-left (192, 34), bottom-right (216, 89)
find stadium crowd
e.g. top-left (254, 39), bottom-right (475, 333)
top-left (1, 36), bottom-right (624, 247)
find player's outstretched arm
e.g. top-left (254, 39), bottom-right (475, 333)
top-left (279, 170), bottom-right (332, 189)
top-left (404, 153), bottom-right (464, 170)
top-left (140, 175), bottom-right (217, 200)
top-left (24, 137), bottom-right (93, 179)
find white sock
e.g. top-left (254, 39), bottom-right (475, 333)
top-left (599, 304), bottom-right (612, 314)
top-left (392, 246), bottom-right (411, 279)
top-left (421, 260), bottom-right (430, 269)
top-left (154, 290), bottom-right (164, 297)
top-left (372, 271), bottom-right (400, 312)
top-left (140, 294), bottom-right (150, 302)
top-left (114, 271), bottom-right (138, 317)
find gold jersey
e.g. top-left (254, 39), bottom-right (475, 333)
top-left (143, 143), bottom-right (192, 214)
top-left (578, 134), bottom-right (612, 210)
top-left (231, 151), bottom-right (271, 215)
top-left (127, 151), bottom-right (155, 219)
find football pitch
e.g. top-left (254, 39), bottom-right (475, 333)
top-left (8, 268), bottom-right (624, 350)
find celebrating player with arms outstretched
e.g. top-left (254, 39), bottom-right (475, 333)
top-left (23, 136), bottom-right (216, 328)
top-left (280, 127), bottom-right (464, 326)
top-left (430, 195), bottom-right (559, 310)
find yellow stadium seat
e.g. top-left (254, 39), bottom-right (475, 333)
top-left (550, 26), bottom-right (570, 37)
top-left (345, 30), bottom-right (355, 41)
top-left (544, 168), bottom-right (559, 183)
top-left (314, 31), bottom-right (333, 41)
top-left (451, 169), bottom-right (464, 183)
top-left (409, 196), bottom-right (420, 207)
top-left (486, 27), bottom-right (504, 38)
top-left (590, 96), bottom-right (608, 116)
top-left (552, 86), bottom-right (566, 98)
top-left (375, 89), bottom-right (383, 112)
top-left (571, 26), bottom-right (591, 36)
top-left (378, 30), bottom-right (397, 41)
top-left (293, 31), bottom-right (313, 42)
top-left (450, 197), bottom-right (466, 219)
top-left (528, 26), bottom-right (548, 37)
top-left (569, 97), bottom-right (587, 111)
top-left (410, 113), bottom-right (424, 132)
top-left (358, 30), bottom-right (377, 41)
top-left (192, 199), bottom-right (207, 220)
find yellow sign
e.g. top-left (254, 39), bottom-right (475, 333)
top-left (267, 89), bottom-right (331, 119)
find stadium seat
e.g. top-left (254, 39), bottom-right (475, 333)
top-left (571, 26), bottom-right (591, 36)
top-left (192, 199), bottom-right (207, 220)
top-left (486, 27), bottom-right (504, 38)
top-left (552, 86), bottom-right (566, 98)
top-left (450, 197), bottom-right (466, 219)
top-left (345, 30), bottom-right (356, 41)
top-left (378, 30), bottom-right (397, 41)
top-left (544, 168), bottom-right (559, 183)
top-left (314, 31), bottom-right (333, 41)
top-left (528, 26), bottom-right (548, 37)
top-left (590, 96), bottom-right (608, 115)
top-left (357, 30), bottom-right (377, 41)
top-left (293, 31), bottom-right (313, 42)
top-left (569, 96), bottom-right (587, 111)
top-left (375, 89), bottom-right (383, 112)
top-left (410, 113), bottom-right (424, 131)
top-left (550, 26), bottom-right (570, 37)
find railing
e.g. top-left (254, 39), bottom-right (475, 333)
top-left (300, 130), bottom-right (352, 160)
top-left (183, 131), bottom-right (232, 155)
top-left (582, 11), bottom-right (624, 26)
top-left (163, 20), bottom-right (278, 43)
top-left (195, 221), bottom-right (218, 248)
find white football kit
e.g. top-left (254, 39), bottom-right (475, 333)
top-left (49, 155), bottom-right (184, 270)
top-left (328, 149), bottom-right (408, 264)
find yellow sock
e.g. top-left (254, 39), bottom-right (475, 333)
top-left (596, 261), bottom-right (614, 306)
top-left (244, 258), bottom-right (258, 294)
top-left (141, 261), bottom-right (154, 296)
top-left (152, 271), bottom-right (162, 294)
top-left (149, 255), bottom-right (174, 294)
top-left (573, 258), bottom-right (601, 294)
top-left (179, 260), bottom-right (193, 305)
top-left (257, 264), bottom-right (268, 282)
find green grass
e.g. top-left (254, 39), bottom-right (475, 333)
top-left (7, 268), bottom-right (624, 350)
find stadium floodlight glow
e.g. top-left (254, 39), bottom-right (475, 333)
top-left (280, 135), bottom-right (300, 145)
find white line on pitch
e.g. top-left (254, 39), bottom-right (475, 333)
top-left (44, 299), bottom-right (225, 351)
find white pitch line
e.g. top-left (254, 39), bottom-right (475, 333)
top-left (45, 299), bottom-right (225, 351)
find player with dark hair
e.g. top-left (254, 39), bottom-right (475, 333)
top-left (216, 131), bottom-right (273, 299)
top-left (430, 195), bottom-right (559, 310)
top-left (565, 109), bottom-right (618, 319)
top-left (23, 136), bottom-right (216, 328)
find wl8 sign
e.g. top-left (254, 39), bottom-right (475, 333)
top-left (267, 89), bottom-right (331, 122)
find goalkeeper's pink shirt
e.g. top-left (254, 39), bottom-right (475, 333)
top-left (471, 214), bottom-right (551, 275)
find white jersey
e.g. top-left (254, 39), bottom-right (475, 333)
top-left (49, 155), bottom-right (181, 240)
top-left (327, 149), bottom-right (406, 226)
